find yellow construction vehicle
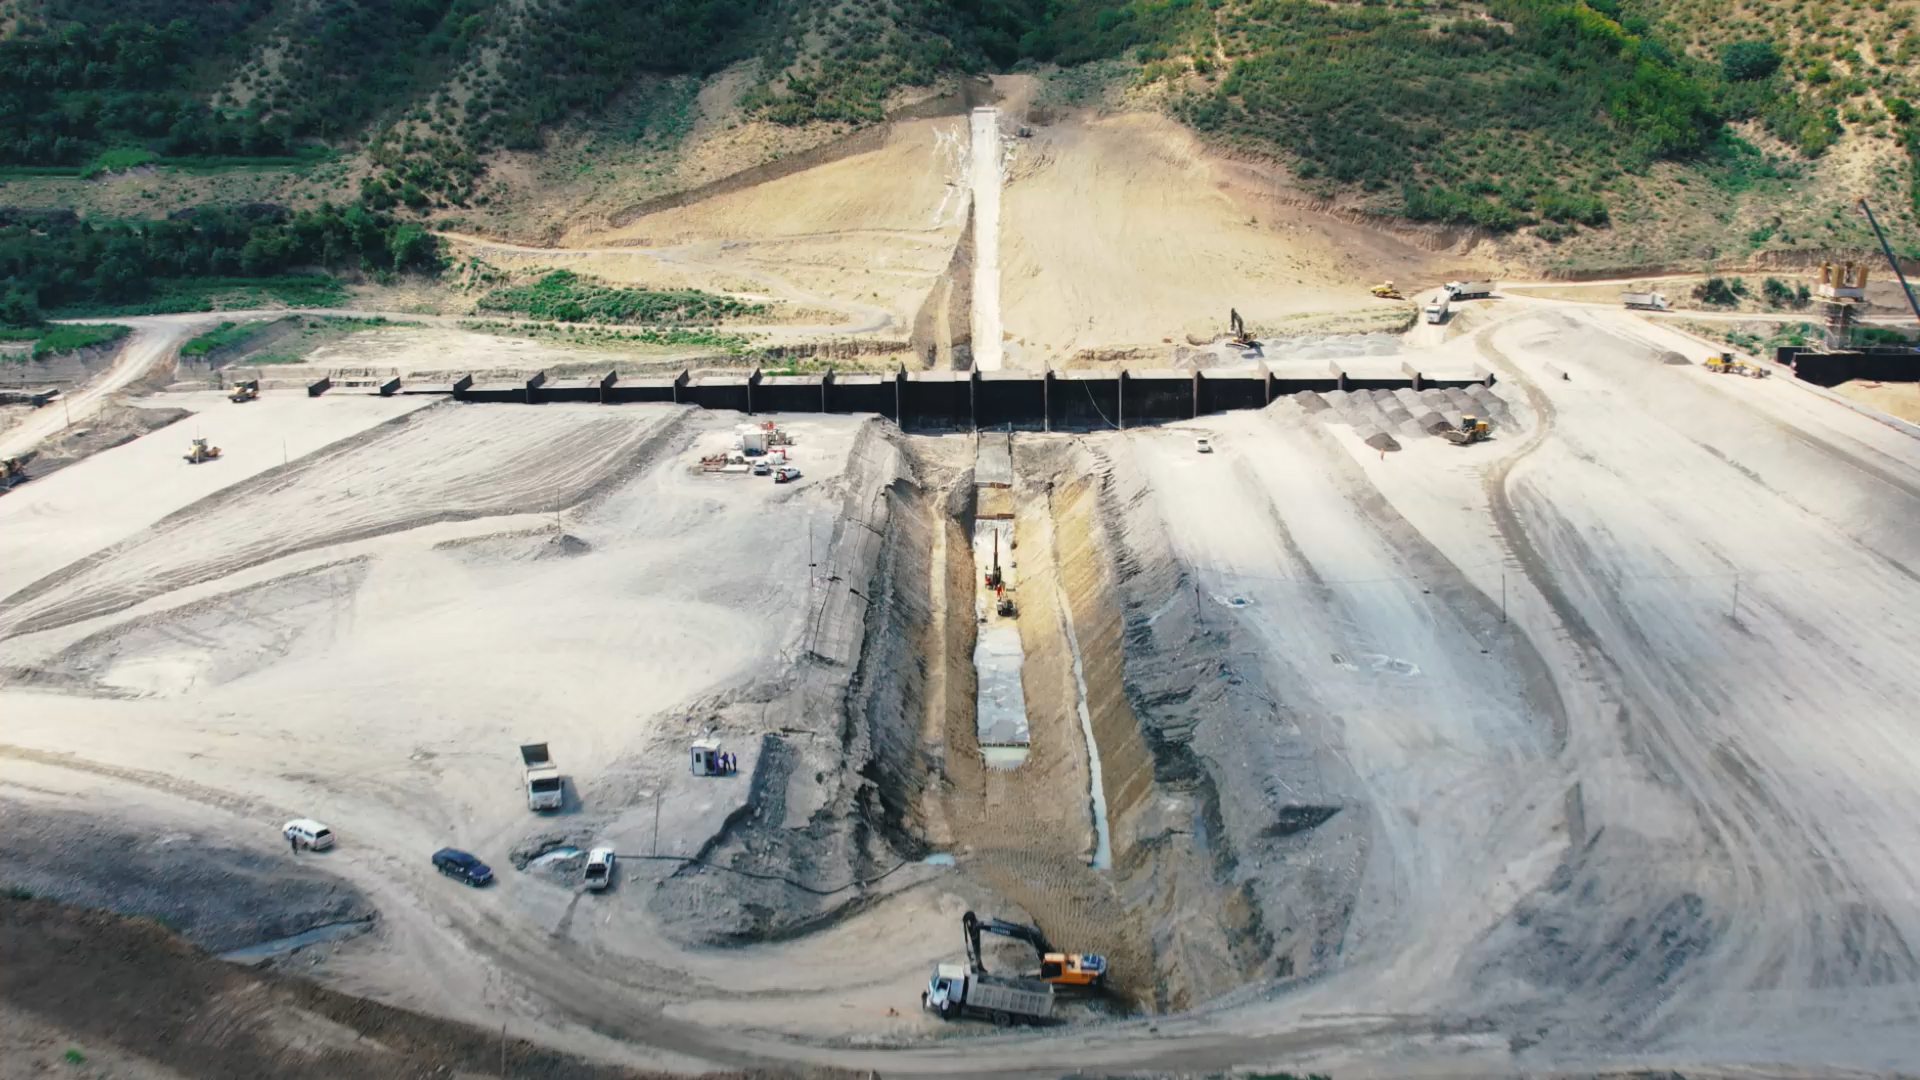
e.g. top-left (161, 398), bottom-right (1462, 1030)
top-left (1370, 281), bottom-right (1404, 300)
top-left (1442, 415), bottom-right (1490, 445)
top-left (0, 452), bottom-right (33, 494)
top-left (967, 912), bottom-right (1107, 990)
top-left (1705, 352), bottom-right (1770, 379)
top-left (229, 380), bottom-right (260, 403)
top-left (184, 437), bottom-right (222, 464)
top-left (1227, 308), bottom-right (1256, 349)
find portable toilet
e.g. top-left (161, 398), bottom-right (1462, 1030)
top-left (691, 738), bottom-right (724, 776)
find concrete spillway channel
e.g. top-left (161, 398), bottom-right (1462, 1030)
top-left (973, 431), bottom-right (1027, 767)
top-left (970, 432), bottom-right (1112, 866)
top-left (968, 107), bottom-right (1004, 373)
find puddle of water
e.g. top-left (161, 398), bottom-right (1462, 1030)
top-left (1053, 544), bottom-right (1112, 871)
top-left (921, 853), bottom-right (957, 866)
top-left (1331, 652), bottom-right (1421, 677)
top-left (217, 919), bottom-right (374, 965)
top-left (1211, 593), bottom-right (1251, 608)
top-left (980, 745), bottom-right (1031, 770)
top-left (527, 846), bottom-right (581, 868)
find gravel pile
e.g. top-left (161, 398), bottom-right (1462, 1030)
top-left (1294, 386), bottom-right (1517, 451)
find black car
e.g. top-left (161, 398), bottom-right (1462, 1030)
top-left (431, 848), bottom-right (494, 886)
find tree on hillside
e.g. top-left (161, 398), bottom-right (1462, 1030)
top-left (1722, 40), bottom-right (1782, 82)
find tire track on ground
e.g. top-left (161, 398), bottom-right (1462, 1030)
top-left (0, 407), bottom-right (688, 641)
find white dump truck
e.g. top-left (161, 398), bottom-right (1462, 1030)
top-left (923, 911), bottom-right (1058, 1025)
top-left (1424, 294), bottom-right (1450, 324)
top-left (1620, 291), bottom-right (1670, 311)
top-left (922, 964), bottom-right (1054, 1025)
top-left (1444, 280), bottom-right (1495, 300)
top-left (520, 743), bottom-right (563, 811)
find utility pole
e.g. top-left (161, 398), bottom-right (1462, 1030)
top-left (1501, 571), bottom-right (1507, 624)
top-left (1731, 573), bottom-right (1741, 621)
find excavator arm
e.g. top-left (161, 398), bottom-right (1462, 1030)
top-left (972, 913), bottom-right (1108, 988)
top-left (962, 911), bottom-right (985, 974)
top-left (983, 916), bottom-right (1055, 957)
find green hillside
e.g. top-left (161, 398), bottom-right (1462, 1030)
top-left (1, 0), bottom-right (1913, 277)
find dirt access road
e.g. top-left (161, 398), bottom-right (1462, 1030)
top-left (0, 317), bottom-right (198, 460)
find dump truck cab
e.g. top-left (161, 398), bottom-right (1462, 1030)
top-left (924, 962), bottom-right (969, 1017)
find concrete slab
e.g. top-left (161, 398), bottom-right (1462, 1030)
top-left (975, 430), bottom-right (1013, 486)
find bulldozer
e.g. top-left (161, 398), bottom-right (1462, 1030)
top-left (184, 437), bottom-right (222, 464)
top-left (966, 911), bottom-right (1107, 990)
top-left (1370, 281), bottom-right (1404, 300)
top-left (1705, 352), bottom-right (1770, 378)
top-left (229, 380), bottom-right (260, 403)
top-left (1442, 415), bottom-right (1490, 446)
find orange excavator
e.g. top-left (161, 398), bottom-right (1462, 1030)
top-left (965, 911), bottom-right (1107, 990)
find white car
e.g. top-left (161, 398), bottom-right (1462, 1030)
top-left (583, 847), bottom-right (615, 891)
top-left (1195, 437), bottom-right (1213, 454)
top-left (773, 465), bottom-right (801, 483)
top-left (282, 818), bottom-right (334, 851)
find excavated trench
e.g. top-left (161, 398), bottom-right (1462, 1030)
top-left (871, 432), bottom-right (1277, 1012)
top-left (648, 422), bottom-right (1337, 1012)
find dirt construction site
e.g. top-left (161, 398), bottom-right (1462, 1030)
top-left (7, 81), bottom-right (1920, 1080)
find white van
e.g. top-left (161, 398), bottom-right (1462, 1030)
top-left (282, 818), bottom-right (335, 851)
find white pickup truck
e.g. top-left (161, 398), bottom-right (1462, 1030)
top-left (520, 743), bottom-right (563, 811)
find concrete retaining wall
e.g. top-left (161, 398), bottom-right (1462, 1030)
top-left (1776, 345), bottom-right (1920, 387)
top-left (428, 364), bottom-right (1494, 431)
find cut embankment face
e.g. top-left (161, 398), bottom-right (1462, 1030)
top-left (996, 112), bottom-right (1448, 364)
top-left (1101, 406), bottom-right (1571, 1010)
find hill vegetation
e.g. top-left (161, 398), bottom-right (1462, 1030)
top-left (474, 269), bottom-right (767, 324)
top-left (1, 0), bottom-right (1914, 289)
top-left (0, 203), bottom-right (437, 324)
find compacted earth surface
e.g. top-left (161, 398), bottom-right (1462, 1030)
top-left (7, 295), bottom-right (1920, 1079)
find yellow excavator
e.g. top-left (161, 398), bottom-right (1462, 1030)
top-left (229, 380), bottom-right (260, 403)
top-left (966, 912), bottom-right (1107, 990)
top-left (1227, 308), bottom-right (1257, 349)
top-left (1370, 281), bottom-right (1404, 300)
top-left (184, 437), bottom-right (222, 464)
